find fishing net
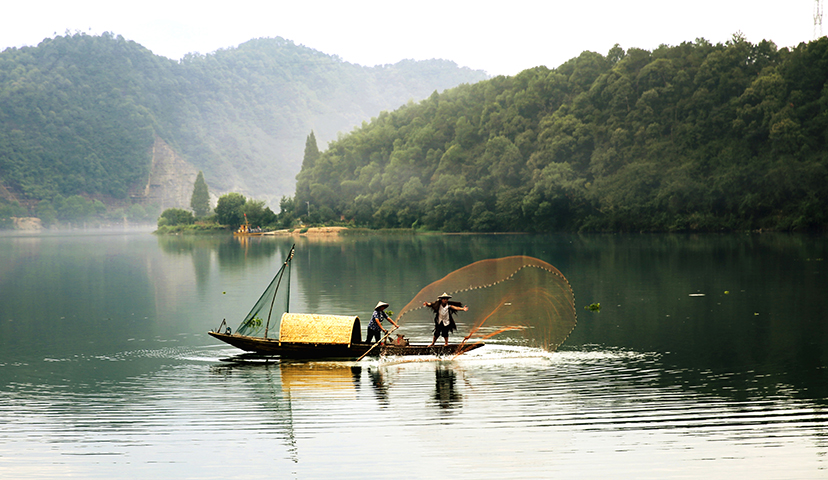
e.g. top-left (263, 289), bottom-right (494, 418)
top-left (234, 247), bottom-right (293, 339)
top-left (397, 256), bottom-right (576, 351)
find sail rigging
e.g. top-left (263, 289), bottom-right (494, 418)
top-left (234, 244), bottom-right (295, 339)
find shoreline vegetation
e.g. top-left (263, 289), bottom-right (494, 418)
top-left (152, 224), bottom-right (819, 236)
top-left (287, 36), bottom-right (828, 233)
top-left (4, 35), bottom-right (828, 234)
top-left (152, 225), bottom-right (419, 236)
top-left (4, 218), bottom-right (824, 237)
top-left (153, 225), bottom-right (352, 235)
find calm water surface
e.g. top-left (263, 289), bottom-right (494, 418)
top-left (0, 232), bottom-right (826, 479)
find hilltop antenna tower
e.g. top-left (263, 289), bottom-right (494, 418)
top-left (816, 0), bottom-right (824, 38)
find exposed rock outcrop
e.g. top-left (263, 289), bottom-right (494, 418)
top-left (0, 181), bottom-right (19, 203)
top-left (133, 136), bottom-right (199, 210)
top-left (12, 217), bottom-right (42, 231)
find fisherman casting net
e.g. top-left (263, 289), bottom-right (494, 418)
top-left (397, 256), bottom-right (576, 351)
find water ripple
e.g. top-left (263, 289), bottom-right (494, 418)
top-left (0, 345), bottom-right (826, 479)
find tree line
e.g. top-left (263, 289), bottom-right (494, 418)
top-left (288, 35), bottom-right (828, 232)
top-left (157, 173), bottom-right (280, 232)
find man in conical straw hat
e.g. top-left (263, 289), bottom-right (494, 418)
top-left (424, 292), bottom-right (468, 347)
top-left (366, 301), bottom-right (399, 344)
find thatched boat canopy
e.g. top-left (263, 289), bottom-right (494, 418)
top-left (278, 313), bottom-right (361, 346)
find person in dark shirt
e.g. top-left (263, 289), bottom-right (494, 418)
top-left (366, 301), bottom-right (398, 343)
top-left (424, 293), bottom-right (468, 346)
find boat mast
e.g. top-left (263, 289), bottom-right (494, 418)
top-left (285, 248), bottom-right (291, 314)
top-left (264, 244), bottom-right (295, 338)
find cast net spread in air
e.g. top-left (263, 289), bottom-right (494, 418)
top-left (234, 245), bottom-right (294, 339)
top-left (396, 256), bottom-right (577, 352)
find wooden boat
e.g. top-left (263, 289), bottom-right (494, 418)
top-left (208, 245), bottom-right (483, 360)
top-left (232, 214), bottom-right (266, 236)
top-left (232, 225), bottom-right (266, 236)
top-left (209, 330), bottom-right (483, 361)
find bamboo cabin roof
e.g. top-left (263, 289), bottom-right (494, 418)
top-left (278, 313), bottom-right (361, 346)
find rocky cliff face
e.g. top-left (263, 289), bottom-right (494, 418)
top-left (11, 217), bottom-right (42, 231)
top-left (0, 181), bottom-right (21, 204)
top-left (135, 137), bottom-right (199, 210)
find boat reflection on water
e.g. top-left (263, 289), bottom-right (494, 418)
top-left (433, 365), bottom-right (462, 410)
top-left (279, 362), bottom-right (361, 399)
top-left (278, 360), bottom-right (467, 413)
top-left (210, 357), bottom-right (469, 416)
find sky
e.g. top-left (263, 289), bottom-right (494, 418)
top-left (0, 0), bottom-right (820, 76)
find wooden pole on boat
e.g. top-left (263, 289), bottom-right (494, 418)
top-left (264, 244), bottom-right (294, 339)
top-left (356, 326), bottom-right (398, 361)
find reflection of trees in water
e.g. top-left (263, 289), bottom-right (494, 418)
top-left (433, 366), bottom-right (462, 411)
top-left (157, 235), bottom-right (284, 263)
top-left (291, 235), bottom-right (533, 322)
top-left (565, 233), bottom-right (828, 404)
top-left (191, 247), bottom-right (211, 290)
top-left (156, 235), bottom-right (287, 288)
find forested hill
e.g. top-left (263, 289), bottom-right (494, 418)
top-left (292, 35), bottom-right (828, 232)
top-left (0, 32), bottom-right (488, 205)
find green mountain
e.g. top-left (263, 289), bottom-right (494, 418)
top-left (0, 32), bottom-right (488, 208)
top-left (292, 35), bottom-right (828, 232)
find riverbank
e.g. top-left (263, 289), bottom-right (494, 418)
top-left (153, 224), bottom-right (229, 235)
top-left (154, 225), bottom-right (420, 236)
top-left (153, 225), bottom-right (358, 236)
top-left (268, 226), bottom-right (349, 236)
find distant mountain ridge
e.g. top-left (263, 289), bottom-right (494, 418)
top-left (0, 32), bottom-right (488, 207)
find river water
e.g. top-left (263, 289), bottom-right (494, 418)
top-left (0, 231), bottom-right (825, 479)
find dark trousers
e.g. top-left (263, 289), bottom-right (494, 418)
top-left (366, 328), bottom-right (382, 344)
top-left (434, 323), bottom-right (451, 339)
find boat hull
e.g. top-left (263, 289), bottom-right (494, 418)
top-left (208, 331), bottom-right (483, 359)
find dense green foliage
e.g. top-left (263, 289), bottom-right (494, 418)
top-left (214, 193), bottom-right (247, 227)
top-left (157, 208), bottom-right (195, 227)
top-left (0, 32), bottom-right (487, 212)
top-left (0, 199), bottom-right (27, 228)
top-left (293, 36), bottom-right (828, 232)
top-left (276, 196), bottom-right (297, 228)
top-left (214, 192), bottom-right (276, 229)
top-left (190, 171), bottom-right (210, 217)
top-left (241, 199), bottom-right (277, 228)
top-left (153, 223), bottom-right (227, 235)
top-left (0, 33), bottom-right (159, 201)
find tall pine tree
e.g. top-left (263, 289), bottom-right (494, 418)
top-left (294, 131), bottom-right (320, 210)
top-left (190, 171), bottom-right (210, 217)
top-left (302, 131), bottom-right (320, 170)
